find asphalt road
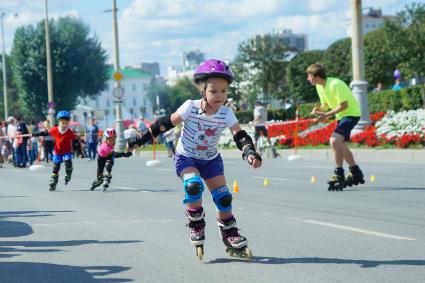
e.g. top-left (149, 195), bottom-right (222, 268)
top-left (1, 155), bottom-right (424, 283)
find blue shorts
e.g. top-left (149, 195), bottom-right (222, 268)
top-left (53, 153), bottom-right (73, 164)
top-left (334, 116), bottom-right (360, 142)
top-left (174, 153), bottom-right (224, 180)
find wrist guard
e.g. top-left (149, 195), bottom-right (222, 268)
top-left (114, 151), bottom-right (132, 158)
top-left (150, 115), bottom-right (174, 137)
top-left (242, 144), bottom-right (262, 164)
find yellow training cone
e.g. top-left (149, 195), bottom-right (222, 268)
top-left (310, 176), bottom-right (317, 183)
top-left (370, 175), bottom-right (376, 182)
top-left (263, 178), bottom-right (269, 186)
top-left (233, 181), bottom-right (239, 193)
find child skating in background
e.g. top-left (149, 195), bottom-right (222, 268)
top-left (32, 111), bottom-right (77, 191)
top-left (90, 128), bottom-right (132, 192)
top-left (128, 59), bottom-right (262, 259)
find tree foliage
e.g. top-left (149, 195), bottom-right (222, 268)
top-left (0, 54), bottom-right (20, 119)
top-left (321, 38), bottom-right (352, 85)
top-left (286, 50), bottom-right (324, 104)
top-left (383, 3), bottom-right (425, 79)
top-left (147, 77), bottom-right (199, 114)
top-left (231, 34), bottom-right (290, 103)
top-left (11, 16), bottom-right (108, 119)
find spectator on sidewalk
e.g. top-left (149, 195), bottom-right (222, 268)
top-left (86, 118), bottom-right (99, 161)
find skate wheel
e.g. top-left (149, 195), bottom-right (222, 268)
top-left (196, 246), bottom-right (204, 260)
top-left (244, 247), bottom-right (253, 258)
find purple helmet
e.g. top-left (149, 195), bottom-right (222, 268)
top-left (194, 59), bottom-right (233, 84)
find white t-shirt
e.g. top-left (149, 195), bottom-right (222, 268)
top-left (253, 105), bottom-right (267, 127)
top-left (176, 99), bottom-right (238, 160)
top-left (124, 128), bottom-right (137, 139)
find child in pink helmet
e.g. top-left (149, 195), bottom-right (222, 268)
top-left (128, 59), bottom-right (262, 259)
top-left (90, 128), bottom-right (132, 192)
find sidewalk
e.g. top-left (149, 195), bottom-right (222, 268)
top-left (137, 149), bottom-right (425, 164)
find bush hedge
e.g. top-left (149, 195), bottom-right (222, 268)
top-left (368, 85), bottom-right (424, 113)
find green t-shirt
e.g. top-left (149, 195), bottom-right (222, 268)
top-left (316, 77), bottom-right (361, 120)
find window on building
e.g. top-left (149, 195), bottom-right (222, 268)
top-left (365, 24), bottom-right (370, 28)
top-left (133, 97), bottom-right (137, 106)
top-left (132, 84), bottom-right (136, 91)
top-left (106, 99), bottom-right (110, 108)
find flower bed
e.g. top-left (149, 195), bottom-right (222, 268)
top-left (217, 110), bottom-right (425, 149)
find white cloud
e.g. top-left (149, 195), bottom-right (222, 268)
top-left (1, 0), bottom-right (413, 75)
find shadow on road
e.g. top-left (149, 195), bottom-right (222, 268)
top-left (0, 210), bottom-right (140, 282)
top-left (0, 211), bottom-right (74, 238)
top-left (207, 256), bottom-right (425, 268)
top-left (0, 262), bottom-right (133, 283)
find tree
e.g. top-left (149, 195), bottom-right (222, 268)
top-left (231, 34), bottom-right (290, 104)
top-left (321, 38), bottom-right (352, 85)
top-left (11, 16), bottom-right (108, 119)
top-left (147, 77), bottom-right (199, 115)
top-left (0, 54), bottom-right (21, 119)
top-left (286, 50), bottom-right (324, 104)
top-left (383, 3), bottom-right (425, 79)
top-left (363, 28), bottom-right (396, 89)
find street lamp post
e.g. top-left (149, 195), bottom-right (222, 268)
top-left (1, 12), bottom-right (8, 120)
top-left (350, 0), bottom-right (371, 133)
top-left (111, 0), bottom-right (125, 151)
top-left (44, 0), bottom-right (55, 126)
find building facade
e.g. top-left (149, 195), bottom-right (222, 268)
top-left (74, 67), bottom-right (153, 129)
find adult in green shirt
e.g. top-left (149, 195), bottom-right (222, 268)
top-left (306, 63), bottom-right (365, 191)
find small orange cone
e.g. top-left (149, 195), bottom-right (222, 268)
top-left (233, 181), bottom-right (239, 193)
top-left (310, 176), bottom-right (317, 183)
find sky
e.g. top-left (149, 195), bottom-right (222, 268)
top-left (0, 0), bottom-right (414, 76)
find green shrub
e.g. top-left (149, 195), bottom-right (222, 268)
top-left (368, 85), bottom-right (424, 113)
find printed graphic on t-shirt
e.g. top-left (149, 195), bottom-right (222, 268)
top-left (176, 100), bottom-right (238, 160)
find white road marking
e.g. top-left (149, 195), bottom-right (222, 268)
top-left (253, 176), bottom-right (290, 181)
top-left (293, 218), bottom-right (416, 241)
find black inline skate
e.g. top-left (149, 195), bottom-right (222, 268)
top-left (327, 167), bottom-right (346, 191)
top-left (90, 175), bottom-right (103, 191)
top-left (102, 173), bottom-right (112, 192)
top-left (186, 207), bottom-right (206, 260)
top-left (49, 173), bottom-right (59, 191)
top-left (345, 165), bottom-right (365, 187)
top-left (64, 174), bottom-right (71, 186)
top-left (218, 217), bottom-right (252, 259)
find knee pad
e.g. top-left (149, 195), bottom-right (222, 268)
top-left (52, 163), bottom-right (60, 174)
top-left (211, 186), bottom-right (232, 212)
top-left (105, 160), bottom-right (114, 172)
top-left (183, 174), bottom-right (204, 204)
